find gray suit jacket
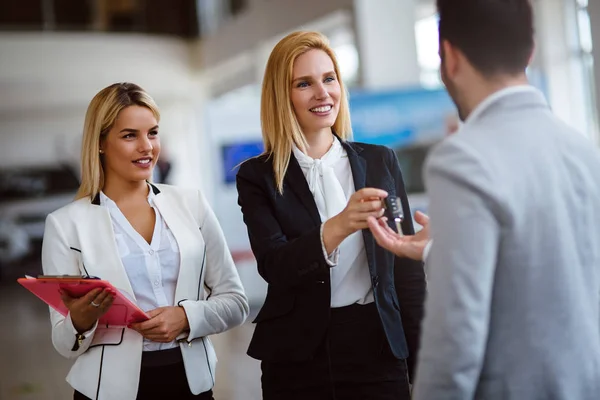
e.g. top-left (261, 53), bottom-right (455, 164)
top-left (413, 88), bottom-right (600, 400)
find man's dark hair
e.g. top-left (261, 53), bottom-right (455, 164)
top-left (437, 0), bottom-right (534, 76)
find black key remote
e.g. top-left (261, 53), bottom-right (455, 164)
top-left (384, 196), bottom-right (404, 236)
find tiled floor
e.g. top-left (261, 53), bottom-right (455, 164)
top-left (0, 267), bottom-right (262, 400)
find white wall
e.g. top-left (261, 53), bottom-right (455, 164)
top-left (532, 0), bottom-right (596, 139)
top-left (0, 33), bottom-right (194, 112)
top-left (0, 110), bottom-right (84, 168)
top-left (353, 0), bottom-right (420, 89)
top-left (202, 84), bottom-right (267, 305)
top-left (203, 85), bottom-right (262, 250)
top-left (0, 32), bottom-right (208, 190)
top-left (589, 0), bottom-right (600, 144)
top-left (153, 97), bottom-right (210, 195)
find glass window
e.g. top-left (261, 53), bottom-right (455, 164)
top-left (335, 43), bottom-right (360, 87)
top-left (575, 0), bottom-right (598, 136)
top-left (415, 14), bottom-right (442, 89)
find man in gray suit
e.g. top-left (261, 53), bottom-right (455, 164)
top-left (368, 0), bottom-right (600, 398)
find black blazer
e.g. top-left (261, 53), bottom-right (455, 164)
top-left (236, 140), bottom-right (426, 379)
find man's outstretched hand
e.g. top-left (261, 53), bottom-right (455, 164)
top-left (367, 211), bottom-right (431, 261)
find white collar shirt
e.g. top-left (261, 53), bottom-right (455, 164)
top-left (100, 187), bottom-right (181, 351)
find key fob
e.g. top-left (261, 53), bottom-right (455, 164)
top-left (384, 196), bottom-right (404, 236)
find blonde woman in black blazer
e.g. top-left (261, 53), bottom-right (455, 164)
top-left (236, 31), bottom-right (426, 400)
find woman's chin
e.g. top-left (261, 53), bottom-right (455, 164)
top-left (306, 120), bottom-right (336, 133)
top-left (128, 171), bottom-right (154, 183)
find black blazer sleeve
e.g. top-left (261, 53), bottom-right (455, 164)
top-left (387, 148), bottom-right (427, 381)
top-left (236, 159), bottom-right (330, 289)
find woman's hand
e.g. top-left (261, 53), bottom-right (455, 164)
top-left (60, 287), bottom-right (116, 333)
top-left (128, 306), bottom-right (190, 343)
top-left (323, 188), bottom-right (388, 254)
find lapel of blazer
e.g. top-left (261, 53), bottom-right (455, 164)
top-left (150, 184), bottom-right (206, 303)
top-left (341, 140), bottom-right (367, 192)
top-left (81, 193), bottom-right (136, 298)
top-left (340, 140), bottom-right (376, 274)
top-left (284, 154), bottom-right (322, 225)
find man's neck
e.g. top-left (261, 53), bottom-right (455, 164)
top-left (463, 73), bottom-right (529, 120)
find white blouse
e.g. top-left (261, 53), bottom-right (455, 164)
top-left (292, 137), bottom-right (374, 308)
top-left (100, 188), bottom-right (180, 352)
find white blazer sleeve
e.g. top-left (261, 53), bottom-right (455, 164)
top-left (41, 213), bottom-right (99, 359)
top-left (179, 190), bottom-right (249, 340)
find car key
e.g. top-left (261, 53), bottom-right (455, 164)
top-left (384, 196), bottom-right (404, 236)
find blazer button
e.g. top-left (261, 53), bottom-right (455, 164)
top-left (372, 276), bottom-right (379, 288)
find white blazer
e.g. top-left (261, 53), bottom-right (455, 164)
top-left (41, 183), bottom-right (249, 400)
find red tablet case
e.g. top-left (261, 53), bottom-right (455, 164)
top-left (18, 277), bottom-right (149, 327)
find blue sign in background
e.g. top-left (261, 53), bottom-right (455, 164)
top-left (349, 87), bottom-right (456, 148)
top-left (222, 141), bottom-right (264, 183)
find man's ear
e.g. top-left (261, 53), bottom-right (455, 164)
top-left (441, 40), bottom-right (459, 79)
top-left (527, 41), bottom-right (536, 66)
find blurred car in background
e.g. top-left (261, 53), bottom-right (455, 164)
top-left (0, 218), bottom-right (30, 268)
top-left (0, 165), bottom-right (79, 278)
top-left (394, 141), bottom-right (438, 230)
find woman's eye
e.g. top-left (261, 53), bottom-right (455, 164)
top-left (123, 133), bottom-right (135, 139)
top-left (296, 81), bottom-right (309, 88)
top-left (149, 131), bottom-right (159, 137)
top-left (325, 76), bottom-right (335, 83)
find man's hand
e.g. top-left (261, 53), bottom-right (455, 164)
top-left (129, 306), bottom-right (190, 343)
top-left (367, 211), bottom-right (431, 261)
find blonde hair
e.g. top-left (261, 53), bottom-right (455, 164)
top-left (75, 82), bottom-right (160, 200)
top-left (261, 31), bottom-right (352, 194)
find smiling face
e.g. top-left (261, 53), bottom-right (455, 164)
top-left (100, 105), bottom-right (160, 185)
top-left (290, 49), bottom-right (341, 137)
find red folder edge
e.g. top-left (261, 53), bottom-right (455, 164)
top-left (18, 277), bottom-right (150, 327)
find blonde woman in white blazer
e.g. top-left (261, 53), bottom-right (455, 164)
top-left (42, 82), bottom-right (249, 400)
